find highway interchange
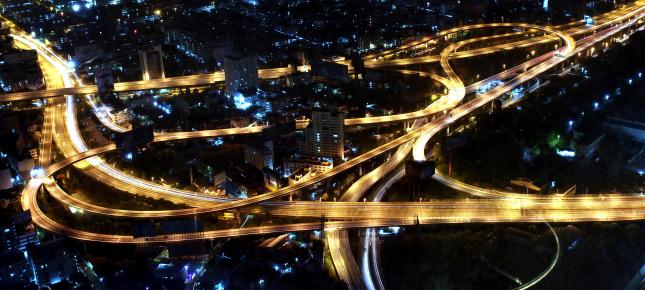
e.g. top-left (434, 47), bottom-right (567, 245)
top-left (2, 3), bottom-right (645, 289)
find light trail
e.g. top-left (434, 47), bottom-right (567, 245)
top-left (5, 3), bottom-right (644, 256)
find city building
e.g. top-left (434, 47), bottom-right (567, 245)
top-left (230, 115), bottom-right (251, 128)
top-left (0, 49), bottom-right (44, 92)
top-left (95, 67), bottom-right (115, 97)
top-left (224, 54), bottom-right (259, 95)
top-left (0, 0), bottom-right (53, 32)
top-left (298, 111), bottom-right (344, 159)
top-left (288, 166), bottom-right (322, 186)
top-left (28, 239), bottom-right (77, 286)
top-left (283, 157), bottom-right (334, 177)
top-left (16, 159), bottom-right (34, 181)
top-left (12, 212), bottom-right (38, 253)
top-left (219, 179), bottom-right (248, 198)
top-left (138, 45), bottom-right (165, 80)
top-left (0, 169), bottom-right (12, 190)
top-left (1, 211), bottom-right (39, 254)
top-left (244, 140), bottom-right (274, 171)
top-left (212, 40), bottom-right (234, 67)
top-left (94, 66), bottom-right (127, 124)
top-left (0, 251), bottom-right (33, 287)
top-left (0, 221), bottom-right (18, 254)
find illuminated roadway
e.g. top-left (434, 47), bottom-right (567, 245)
top-left (18, 14), bottom-right (644, 232)
top-left (30, 21), bottom-right (582, 218)
top-left (5, 2), bottom-right (645, 273)
top-left (4, 7), bottom-right (644, 290)
top-left (1, 2), bottom-right (642, 103)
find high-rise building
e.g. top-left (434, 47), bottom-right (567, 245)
top-left (0, 222), bottom-right (17, 254)
top-left (224, 54), bottom-right (259, 95)
top-left (298, 111), bottom-right (344, 159)
top-left (244, 140), bottom-right (274, 171)
top-left (212, 40), bottom-right (234, 68)
top-left (94, 67), bottom-right (115, 97)
top-left (138, 46), bottom-right (165, 80)
top-left (1, 211), bottom-right (39, 255)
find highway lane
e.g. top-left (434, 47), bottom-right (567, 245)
top-left (11, 3), bottom-right (636, 247)
top-left (9, 27), bottom-right (271, 212)
top-left (0, 65), bottom-right (308, 101)
top-left (323, 23), bottom-right (547, 286)
top-left (23, 15), bottom-right (642, 219)
top-left (37, 169), bottom-right (645, 219)
top-left (21, 196), bottom-right (645, 244)
top-left (415, 13), bottom-right (645, 199)
top-left (12, 7), bottom-right (640, 290)
top-left (363, 2), bottom-right (644, 63)
top-left (2, 3), bottom-right (643, 103)
top-left (327, 230), bottom-right (366, 290)
top-left (44, 23), bottom-right (579, 217)
top-left (296, 19), bottom-right (626, 290)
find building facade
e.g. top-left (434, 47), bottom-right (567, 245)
top-left (224, 54), bottom-right (259, 95)
top-left (244, 140), bottom-right (274, 171)
top-left (138, 45), bottom-right (165, 80)
top-left (298, 111), bottom-right (344, 159)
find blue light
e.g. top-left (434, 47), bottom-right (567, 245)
top-left (209, 137), bottom-right (224, 147)
top-left (254, 112), bottom-right (266, 119)
top-left (604, 94), bottom-right (610, 101)
top-left (156, 263), bottom-right (172, 270)
top-left (556, 149), bottom-right (576, 158)
top-left (233, 92), bottom-right (253, 110)
top-left (72, 4), bottom-right (81, 12)
top-left (30, 167), bottom-right (44, 178)
top-left (593, 102), bottom-right (599, 109)
top-left (125, 152), bottom-right (133, 160)
top-left (214, 282), bottom-right (224, 290)
top-left (568, 120), bottom-right (574, 127)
